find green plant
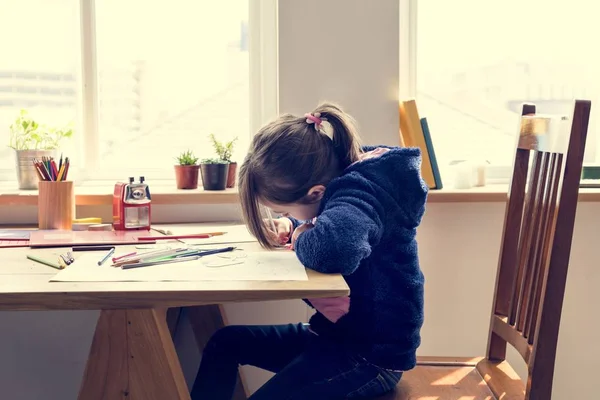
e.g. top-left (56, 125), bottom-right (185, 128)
top-left (201, 158), bottom-right (229, 164)
top-left (176, 150), bottom-right (199, 166)
top-left (209, 133), bottom-right (238, 163)
top-left (8, 109), bottom-right (74, 150)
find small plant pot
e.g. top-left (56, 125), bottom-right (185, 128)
top-left (15, 149), bottom-right (58, 190)
top-left (174, 165), bottom-right (200, 190)
top-left (200, 163), bottom-right (229, 190)
top-left (226, 162), bottom-right (237, 188)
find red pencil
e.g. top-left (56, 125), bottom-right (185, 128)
top-left (62, 158), bottom-right (70, 181)
top-left (137, 232), bottom-right (226, 241)
top-left (50, 160), bottom-right (58, 181)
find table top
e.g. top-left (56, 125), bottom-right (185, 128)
top-left (0, 224), bottom-right (349, 311)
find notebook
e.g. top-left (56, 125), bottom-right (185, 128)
top-left (28, 230), bottom-right (161, 248)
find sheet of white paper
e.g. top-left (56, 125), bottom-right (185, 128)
top-left (50, 251), bottom-right (308, 282)
top-left (179, 225), bottom-right (258, 245)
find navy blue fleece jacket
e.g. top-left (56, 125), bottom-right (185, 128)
top-left (290, 146), bottom-right (428, 371)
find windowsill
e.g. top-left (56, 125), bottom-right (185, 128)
top-left (3, 184), bottom-right (600, 207)
top-left (0, 184), bottom-right (241, 206)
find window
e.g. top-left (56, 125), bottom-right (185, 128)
top-left (0, 0), bottom-right (268, 184)
top-left (92, 0), bottom-right (249, 179)
top-left (0, 0), bottom-right (80, 181)
top-left (415, 0), bottom-right (599, 181)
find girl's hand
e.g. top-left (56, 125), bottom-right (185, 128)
top-left (267, 217), bottom-right (294, 245)
top-left (291, 223), bottom-right (314, 250)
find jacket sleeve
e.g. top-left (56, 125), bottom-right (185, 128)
top-left (286, 216), bottom-right (304, 230)
top-left (293, 175), bottom-right (384, 275)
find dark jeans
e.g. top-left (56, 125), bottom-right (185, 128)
top-left (191, 323), bottom-right (401, 400)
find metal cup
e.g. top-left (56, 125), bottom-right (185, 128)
top-left (14, 149), bottom-right (57, 190)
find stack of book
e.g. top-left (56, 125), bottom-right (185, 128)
top-left (399, 99), bottom-right (443, 189)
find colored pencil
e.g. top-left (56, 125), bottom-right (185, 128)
top-left (72, 245), bottom-right (116, 251)
top-left (97, 247), bottom-right (115, 265)
top-left (63, 157), bottom-right (70, 180)
top-left (150, 247), bottom-right (235, 262)
top-left (112, 252), bottom-right (137, 263)
top-left (27, 254), bottom-right (62, 270)
top-left (136, 232), bottom-right (226, 241)
top-left (50, 160), bottom-right (58, 180)
top-left (265, 207), bottom-right (277, 234)
top-left (33, 155), bottom-right (71, 181)
top-left (121, 256), bottom-right (201, 270)
top-left (111, 247), bottom-right (189, 266)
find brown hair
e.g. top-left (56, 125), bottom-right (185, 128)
top-left (239, 102), bottom-right (363, 248)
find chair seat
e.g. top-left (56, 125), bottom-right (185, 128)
top-left (373, 357), bottom-right (526, 400)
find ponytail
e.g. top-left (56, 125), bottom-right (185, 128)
top-left (313, 102), bottom-right (362, 168)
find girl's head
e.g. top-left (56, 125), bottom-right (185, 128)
top-left (239, 102), bottom-right (363, 248)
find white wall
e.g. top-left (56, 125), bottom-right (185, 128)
top-left (0, 0), bottom-right (597, 399)
top-left (278, 0), bottom-right (400, 146)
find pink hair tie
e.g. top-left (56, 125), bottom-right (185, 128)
top-left (305, 112), bottom-right (323, 127)
top-left (304, 112), bottom-right (333, 140)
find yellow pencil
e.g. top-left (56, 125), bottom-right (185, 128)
top-left (56, 164), bottom-right (66, 181)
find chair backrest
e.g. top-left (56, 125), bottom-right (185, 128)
top-left (485, 100), bottom-right (591, 399)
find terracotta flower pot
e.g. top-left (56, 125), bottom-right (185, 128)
top-left (226, 162), bottom-right (237, 188)
top-left (200, 163), bottom-right (229, 191)
top-left (174, 165), bottom-right (200, 189)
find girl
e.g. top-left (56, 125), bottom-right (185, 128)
top-left (191, 103), bottom-right (428, 400)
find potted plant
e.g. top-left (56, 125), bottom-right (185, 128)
top-left (209, 133), bottom-right (238, 188)
top-left (174, 150), bottom-right (200, 189)
top-left (8, 109), bottom-right (73, 190)
top-left (200, 158), bottom-right (229, 191)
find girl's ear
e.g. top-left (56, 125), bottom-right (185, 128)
top-left (306, 185), bottom-right (326, 203)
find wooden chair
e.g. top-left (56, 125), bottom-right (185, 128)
top-left (378, 100), bottom-right (592, 400)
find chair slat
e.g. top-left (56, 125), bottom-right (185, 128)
top-left (493, 150), bottom-right (530, 319)
top-left (525, 153), bottom-right (563, 343)
top-left (517, 152), bottom-right (550, 332)
top-left (509, 152), bottom-right (542, 326)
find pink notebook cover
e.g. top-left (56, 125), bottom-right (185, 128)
top-left (0, 239), bottom-right (29, 248)
top-left (28, 230), bottom-right (160, 248)
top-left (0, 230), bottom-right (32, 247)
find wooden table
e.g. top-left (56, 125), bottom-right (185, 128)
top-left (0, 232), bottom-right (348, 400)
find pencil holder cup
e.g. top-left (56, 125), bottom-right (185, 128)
top-left (38, 181), bottom-right (75, 230)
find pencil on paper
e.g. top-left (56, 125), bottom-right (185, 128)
top-left (112, 252), bottom-right (136, 263)
top-left (116, 247), bottom-right (235, 268)
top-left (136, 232), bottom-right (226, 241)
top-left (111, 247), bottom-right (189, 266)
top-left (121, 256), bottom-right (201, 270)
top-left (97, 247), bottom-right (115, 266)
top-left (264, 206), bottom-right (277, 234)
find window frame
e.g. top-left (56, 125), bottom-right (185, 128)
top-left (0, 0), bottom-right (277, 185)
top-left (77, 0), bottom-right (277, 183)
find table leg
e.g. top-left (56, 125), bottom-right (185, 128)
top-left (79, 309), bottom-right (190, 400)
top-left (188, 305), bottom-right (248, 400)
